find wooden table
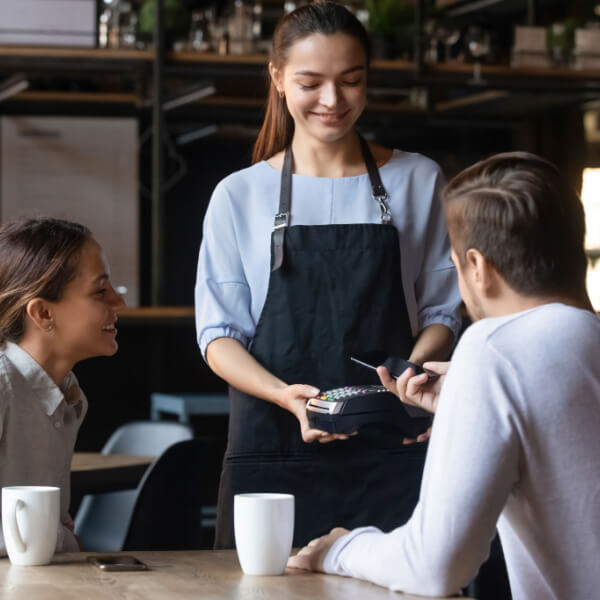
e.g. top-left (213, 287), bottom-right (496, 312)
top-left (71, 453), bottom-right (154, 495)
top-left (0, 550), bottom-right (474, 599)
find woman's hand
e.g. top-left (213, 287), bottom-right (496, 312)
top-left (281, 384), bottom-right (354, 444)
top-left (206, 339), bottom-right (354, 443)
top-left (377, 361), bottom-right (449, 414)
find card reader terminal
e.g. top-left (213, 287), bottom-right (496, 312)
top-left (306, 385), bottom-right (431, 437)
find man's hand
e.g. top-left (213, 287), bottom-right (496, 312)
top-left (377, 361), bottom-right (449, 414)
top-left (287, 528), bottom-right (350, 572)
top-left (282, 385), bottom-right (354, 444)
top-left (377, 361), bottom-right (450, 444)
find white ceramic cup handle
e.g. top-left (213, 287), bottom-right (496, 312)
top-left (7, 499), bottom-right (26, 553)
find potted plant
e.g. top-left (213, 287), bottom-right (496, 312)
top-left (547, 18), bottom-right (577, 67)
top-left (138, 0), bottom-right (191, 47)
top-left (365, 0), bottom-right (414, 59)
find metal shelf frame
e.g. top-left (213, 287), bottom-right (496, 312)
top-left (0, 0), bottom-right (598, 304)
top-left (152, 0), bottom-right (165, 306)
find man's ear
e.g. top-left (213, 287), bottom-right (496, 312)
top-left (269, 62), bottom-right (284, 95)
top-left (465, 248), bottom-right (499, 297)
top-left (25, 298), bottom-right (54, 333)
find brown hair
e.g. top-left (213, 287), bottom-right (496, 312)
top-left (0, 217), bottom-right (92, 344)
top-left (442, 151), bottom-right (588, 298)
top-left (252, 1), bottom-right (370, 163)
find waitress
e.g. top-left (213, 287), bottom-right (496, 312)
top-left (195, 1), bottom-right (462, 549)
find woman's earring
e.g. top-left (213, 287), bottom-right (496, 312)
top-left (47, 324), bottom-right (54, 332)
top-left (278, 89), bottom-right (285, 99)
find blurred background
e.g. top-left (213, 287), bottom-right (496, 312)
top-left (1, 0), bottom-right (599, 482)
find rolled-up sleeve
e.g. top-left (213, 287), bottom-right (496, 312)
top-left (415, 171), bottom-right (462, 339)
top-left (194, 181), bottom-right (255, 360)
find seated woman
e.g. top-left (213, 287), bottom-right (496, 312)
top-left (0, 216), bottom-right (125, 555)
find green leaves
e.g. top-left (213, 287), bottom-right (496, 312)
top-left (138, 0), bottom-right (190, 36)
top-left (365, 0), bottom-right (414, 38)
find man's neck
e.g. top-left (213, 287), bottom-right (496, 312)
top-left (486, 290), bottom-right (593, 318)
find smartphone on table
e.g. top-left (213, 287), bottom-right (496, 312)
top-left (87, 555), bottom-right (150, 571)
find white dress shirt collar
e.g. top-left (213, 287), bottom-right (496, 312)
top-left (2, 341), bottom-right (77, 416)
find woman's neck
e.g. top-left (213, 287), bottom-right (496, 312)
top-left (18, 336), bottom-right (71, 387)
top-left (290, 130), bottom-right (364, 177)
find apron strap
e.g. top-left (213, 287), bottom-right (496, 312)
top-left (272, 146), bottom-right (292, 272)
top-left (358, 136), bottom-right (392, 225)
top-left (271, 136), bottom-right (392, 272)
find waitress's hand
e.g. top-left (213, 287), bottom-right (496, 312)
top-left (287, 527), bottom-right (350, 572)
top-left (401, 425), bottom-right (433, 446)
top-left (281, 385), bottom-right (354, 444)
top-left (377, 361), bottom-right (449, 414)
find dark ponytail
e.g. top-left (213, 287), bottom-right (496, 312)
top-left (252, 1), bottom-right (370, 164)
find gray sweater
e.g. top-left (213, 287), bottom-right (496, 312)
top-left (0, 342), bottom-right (87, 555)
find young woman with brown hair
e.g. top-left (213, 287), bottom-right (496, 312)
top-left (195, 1), bottom-right (462, 548)
top-left (0, 217), bottom-right (125, 556)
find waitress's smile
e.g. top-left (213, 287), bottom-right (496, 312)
top-left (310, 108), bottom-right (352, 125)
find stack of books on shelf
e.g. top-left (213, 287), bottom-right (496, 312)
top-left (511, 26), bottom-right (551, 68)
top-left (573, 28), bottom-right (600, 70)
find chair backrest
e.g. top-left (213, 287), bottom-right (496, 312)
top-left (122, 439), bottom-right (219, 551)
top-left (74, 421), bottom-right (194, 551)
top-left (102, 421), bottom-right (194, 455)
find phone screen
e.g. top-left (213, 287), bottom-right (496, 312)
top-left (87, 555), bottom-right (150, 571)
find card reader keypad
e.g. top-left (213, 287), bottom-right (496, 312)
top-left (319, 385), bottom-right (387, 402)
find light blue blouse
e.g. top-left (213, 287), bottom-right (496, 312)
top-left (195, 150), bottom-right (462, 359)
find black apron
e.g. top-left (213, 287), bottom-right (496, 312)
top-left (215, 138), bottom-right (427, 549)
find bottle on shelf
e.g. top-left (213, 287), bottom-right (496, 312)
top-left (548, 21), bottom-right (575, 67)
top-left (227, 0), bottom-right (253, 54)
top-left (98, 0), bottom-right (139, 49)
top-left (118, 2), bottom-right (138, 48)
top-left (218, 30), bottom-right (230, 55)
top-left (188, 8), bottom-right (213, 52)
top-left (252, 1), bottom-right (262, 46)
top-left (98, 1), bottom-right (112, 48)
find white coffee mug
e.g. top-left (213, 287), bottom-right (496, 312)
top-left (234, 493), bottom-right (294, 575)
top-left (2, 486), bottom-right (60, 565)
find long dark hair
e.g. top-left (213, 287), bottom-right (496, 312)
top-left (252, 1), bottom-right (370, 164)
top-left (0, 217), bottom-right (92, 344)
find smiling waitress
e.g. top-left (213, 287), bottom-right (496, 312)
top-left (195, 1), bottom-right (462, 548)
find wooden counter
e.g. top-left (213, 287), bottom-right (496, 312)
top-left (0, 550), bottom-right (475, 599)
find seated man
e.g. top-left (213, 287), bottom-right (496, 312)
top-left (288, 152), bottom-right (600, 599)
